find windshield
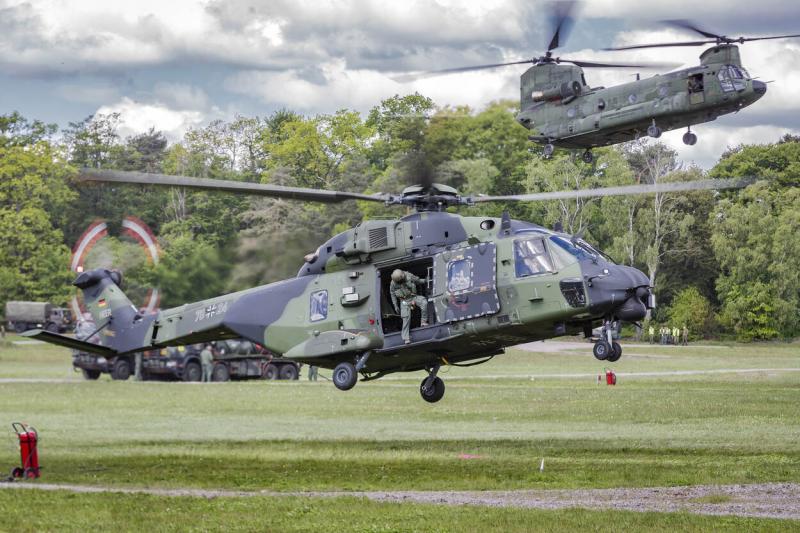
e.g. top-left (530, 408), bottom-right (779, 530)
top-left (549, 236), bottom-right (594, 261)
top-left (549, 236), bottom-right (615, 263)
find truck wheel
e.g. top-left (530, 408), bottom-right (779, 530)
top-left (183, 361), bottom-right (202, 382)
top-left (82, 369), bottom-right (101, 380)
top-left (263, 364), bottom-right (279, 380)
top-left (212, 363), bottom-right (230, 382)
top-left (14, 323), bottom-right (27, 334)
top-left (45, 322), bottom-right (59, 333)
top-left (279, 364), bottom-right (299, 380)
top-left (110, 359), bottom-right (131, 381)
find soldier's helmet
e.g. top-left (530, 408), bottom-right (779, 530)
top-left (391, 269), bottom-right (405, 283)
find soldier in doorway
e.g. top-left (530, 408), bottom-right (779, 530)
top-left (390, 269), bottom-right (429, 344)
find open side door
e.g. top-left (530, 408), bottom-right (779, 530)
top-left (432, 242), bottom-right (500, 323)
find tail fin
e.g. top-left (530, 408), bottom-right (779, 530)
top-left (73, 268), bottom-right (154, 354)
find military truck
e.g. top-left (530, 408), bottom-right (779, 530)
top-left (5, 301), bottom-right (72, 334)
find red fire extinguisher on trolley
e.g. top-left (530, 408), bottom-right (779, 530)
top-left (9, 423), bottom-right (40, 480)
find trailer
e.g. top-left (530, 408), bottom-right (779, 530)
top-left (71, 332), bottom-right (301, 381)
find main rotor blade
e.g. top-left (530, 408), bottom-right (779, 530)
top-left (562, 58), bottom-right (678, 69)
top-left (739, 33), bottom-right (800, 43)
top-left (604, 39), bottom-right (715, 51)
top-left (471, 178), bottom-right (753, 203)
top-left (79, 169), bottom-right (388, 204)
top-left (662, 19), bottom-right (722, 40)
top-left (547, 1), bottom-right (579, 52)
top-left (392, 59), bottom-right (534, 83)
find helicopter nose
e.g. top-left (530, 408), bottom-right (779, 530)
top-left (581, 263), bottom-right (652, 322)
top-left (752, 80), bottom-right (767, 97)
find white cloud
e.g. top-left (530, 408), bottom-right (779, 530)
top-left (96, 97), bottom-right (209, 141)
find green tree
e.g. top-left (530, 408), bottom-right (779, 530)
top-left (0, 114), bottom-right (75, 309)
top-left (711, 182), bottom-right (800, 340)
top-left (667, 287), bottom-right (715, 339)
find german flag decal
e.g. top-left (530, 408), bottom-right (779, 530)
top-left (98, 298), bottom-right (107, 308)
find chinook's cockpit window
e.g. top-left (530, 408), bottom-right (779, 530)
top-left (718, 65), bottom-right (747, 92)
top-left (514, 237), bottom-right (554, 278)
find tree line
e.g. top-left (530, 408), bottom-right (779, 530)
top-left (1, 94), bottom-right (798, 341)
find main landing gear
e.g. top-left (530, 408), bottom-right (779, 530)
top-left (332, 353), bottom-right (447, 403)
top-left (582, 150), bottom-right (594, 164)
top-left (420, 364), bottom-right (445, 403)
top-left (593, 321), bottom-right (622, 362)
top-left (647, 119), bottom-right (662, 139)
top-left (543, 142), bottom-right (555, 158)
top-left (682, 127), bottom-right (698, 146)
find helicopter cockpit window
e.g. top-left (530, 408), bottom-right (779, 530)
top-left (309, 290), bottom-right (328, 322)
top-left (717, 66), bottom-right (746, 92)
top-left (447, 259), bottom-right (473, 293)
top-left (514, 238), bottom-right (554, 278)
top-left (549, 236), bottom-right (594, 261)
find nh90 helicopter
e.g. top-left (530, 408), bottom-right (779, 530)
top-left (25, 170), bottom-right (749, 402)
top-left (400, 3), bottom-right (798, 163)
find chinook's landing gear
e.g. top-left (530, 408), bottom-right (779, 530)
top-left (420, 364), bottom-right (445, 403)
top-left (593, 321), bottom-right (622, 362)
top-left (682, 128), bottom-right (698, 146)
top-left (543, 142), bottom-right (555, 158)
top-left (582, 150), bottom-right (594, 164)
top-left (333, 361), bottom-right (357, 391)
top-left (647, 120), bottom-right (662, 139)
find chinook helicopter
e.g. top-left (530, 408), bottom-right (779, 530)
top-left (400, 3), bottom-right (798, 163)
top-left (25, 169), bottom-right (750, 402)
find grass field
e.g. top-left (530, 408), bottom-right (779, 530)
top-left (0, 335), bottom-right (798, 531)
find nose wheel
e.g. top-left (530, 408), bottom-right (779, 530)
top-left (593, 322), bottom-right (622, 362)
top-left (581, 150), bottom-right (594, 164)
top-left (543, 142), bottom-right (555, 158)
top-left (682, 128), bottom-right (697, 146)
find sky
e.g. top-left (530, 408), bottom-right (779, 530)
top-left (2, 0), bottom-right (800, 169)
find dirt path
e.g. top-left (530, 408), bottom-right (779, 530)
top-left (2, 482), bottom-right (798, 520)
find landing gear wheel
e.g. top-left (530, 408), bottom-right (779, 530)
top-left (182, 361), bottom-right (201, 382)
top-left (279, 364), bottom-right (299, 380)
top-left (607, 341), bottom-right (622, 362)
top-left (647, 124), bottom-right (662, 138)
top-left (211, 363), bottom-right (230, 382)
top-left (582, 150), bottom-right (594, 164)
top-left (420, 376), bottom-right (445, 403)
top-left (682, 131), bottom-right (697, 145)
top-left (45, 322), bottom-right (59, 333)
top-left (263, 364), bottom-right (279, 380)
top-left (543, 143), bottom-right (555, 158)
top-left (81, 369), bottom-right (101, 380)
top-left (593, 340), bottom-right (611, 361)
top-left (333, 362), bottom-right (357, 391)
top-left (14, 323), bottom-right (27, 334)
top-left (110, 359), bottom-right (131, 381)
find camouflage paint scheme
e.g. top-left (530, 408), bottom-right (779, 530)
top-left (34, 211), bottom-right (650, 380)
top-left (518, 45), bottom-right (767, 149)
